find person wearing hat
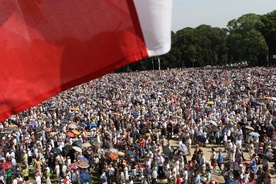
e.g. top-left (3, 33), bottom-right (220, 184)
top-left (35, 172), bottom-right (42, 184)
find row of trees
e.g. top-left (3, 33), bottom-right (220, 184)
top-left (118, 10), bottom-right (276, 71)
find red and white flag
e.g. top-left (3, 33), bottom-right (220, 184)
top-left (0, 0), bottom-right (172, 121)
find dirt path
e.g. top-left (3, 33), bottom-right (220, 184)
top-left (166, 140), bottom-right (276, 184)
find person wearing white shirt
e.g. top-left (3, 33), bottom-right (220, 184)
top-left (151, 168), bottom-right (157, 184)
top-left (11, 156), bottom-right (17, 168)
top-left (35, 173), bottom-right (42, 184)
top-left (62, 164), bottom-right (67, 179)
top-left (199, 152), bottom-right (206, 174)
top-left (231, 142), bottom-right (236, 162)
top-left (157, 154), bottom-right (164, 178)
top-left (182, 167), bottom-right (188, 184)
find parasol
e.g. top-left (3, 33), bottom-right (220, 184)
top-left (45, 127), bottom-right (52, 132)
top-left (196, 135), bottom-right (207, 143)
top-left (77, 161), bottom-right (89, 168)
top-left (72, 146), bottom-right (82, 153)
top-left (61, 119), bottom-right (69, 123)
top-left (77, 156), bottom-right (89, 163)
top-left (118, 151), bottom-right (125, 156)
top-left (91, 139), bottom-right (101, 147)
top-left (249, 132), bottom-right (260, 137)
top-left (245, 126), bottom-right (254, 131)
top-left (81, 142), bottom-right (91, 148)
top-left (257, 152), bottom-right (272, 162)
top-left (107, 152), bottom-right (119, 160)
top-left (105, 148), bottom-right (118, 154)
top-left (73, 141), bottom-right (82, 147)
top-left (132, 111), bottom-right (139, 116)
top-left (49, 132), bottom-right (58, 136)
top-left (88, 123), bottom-right (97, 128)
top-left (80, 171), bottom-right (91, 182)
top-left (29, 121), bottom-right (37, 126)
top-left (133, 144), bottom-right (143, 149)
top-left (208, 120), bottom-right (217, 126)
top-left (69, 163), bottom-right (78, 170)
top-left (127, 150), bottom-right (136, 158)
top-left (206, 101), bottom-right (214, 105)
top-left (71, 107), bottom-right (80, 111)
top-left (66, 131), bottom-right (75, 138)
top-left (0, 162), bottom-right (12, 170)
top-left (72, 130), bottom-right (80, 135)
top-left (68, 123), bottom-right (78, 129)
top-left (63, 145), bottom-right (73, 152)
top-left (51, 148), bottom-right (62, 154)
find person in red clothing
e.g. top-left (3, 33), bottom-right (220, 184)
top-left (140, 137), bottom-right (146, 149)
top-left (176, 174), bottom-right (182, 184)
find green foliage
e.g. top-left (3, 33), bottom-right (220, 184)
top-left (115, 10), bottom-right (276, 72)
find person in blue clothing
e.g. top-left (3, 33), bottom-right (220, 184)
top-left (249, 161), bottom-right (258, 181)
top-left (194, 171), bottom-right (201, 184)
top-left (217, 149), bottom-right (224, 172)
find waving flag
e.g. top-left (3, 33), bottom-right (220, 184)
top-left (0, 0), bottom-right (172, 121)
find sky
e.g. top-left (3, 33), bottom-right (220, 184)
top-left (172, 0), bottom-right (276, 32)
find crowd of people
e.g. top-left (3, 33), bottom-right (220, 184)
top-left (0, 67), bottom-right (275, 184)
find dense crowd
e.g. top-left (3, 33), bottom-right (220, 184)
top-left (0, 67), bottom-right (275, 184)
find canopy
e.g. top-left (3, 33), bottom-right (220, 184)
top-left (68, 124), bottom-right (78, 129)
top-left (66, 131), bottom-right (75, 138)
top-left (0, 162), bottom-right (12, 170)
top-left (72, 146), bottom-right (82, 153)
top-left (81, 142), bottom-right (91, 148)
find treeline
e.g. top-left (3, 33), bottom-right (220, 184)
top-left (118, 10), bottom-right (276, 72)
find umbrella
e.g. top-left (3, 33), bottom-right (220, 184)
top-left (69, 163), bottom-right (78, 170)
top-left (196, 135), bottom-right (207, 143)
top-left (72, 130), bottom-right (80, 135)
top-left (79, 123), bottom-right (87, 128)
top-left (63, 145), bottom-right (73, 152)
top-left (68, 123), bottom-right (78, 129)
top-left (51, 148), bottom-right (62, 154)
top-left (71, 107), bottom-right (80, 111)
top-left (107, 152), bottom-right (119, 160)
top-left (49, 132), bottom-right (58, 136)
top-left (80, 171), bottom-right (91, 182)
top-left (105, 148), bottom-right (118, 154)
top-left (29, 121), bottom-right (37, 126)
top-left (118, 151), bottom-right (125, 156)
top-left (91, 139), bottom-right (101, 147)
top-left (45, 127), bottom-right (52, 132)
top-left (127, 150), bottom-right (136, 157)
top-left (0, 162), bottom-right (12, 170)
top-left (77, 161), bottom-right (89, 168)
top-left (77, 156), bottom-right (89, 163)
top-left (66, 131), bottom-right (75, 138)
top-left (88, 123), bottom-right (97, 127)
top-left (133, 144), bottom-right (143, 149)
top-left (249, 132), bottom-right (260, 137)
top-left (72, 146), bottom-right (82, 153)
top-left (73, 141), bottom-right (82, 147)
top-left (257, 153), bottom-right (272, 162)
top-left (206, 101), bottom-right (214, 105)
top-left (245, 126), bottom-right (254, 131)
top-left (81, 142), bottom-right (91, 148)
top-left (209, 120), bottom-right (217, 126)
top-left (132, 111), bottom-right (139, 116)
top-left (61, 119), bottom-right (69, 123)
top-left (44, 118), bottom-right (52, 123)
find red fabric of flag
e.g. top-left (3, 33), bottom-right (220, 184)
top-left (0, 0), bottom-right (172, 121)
top-left (0, 0), bottom-right (153, 121)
